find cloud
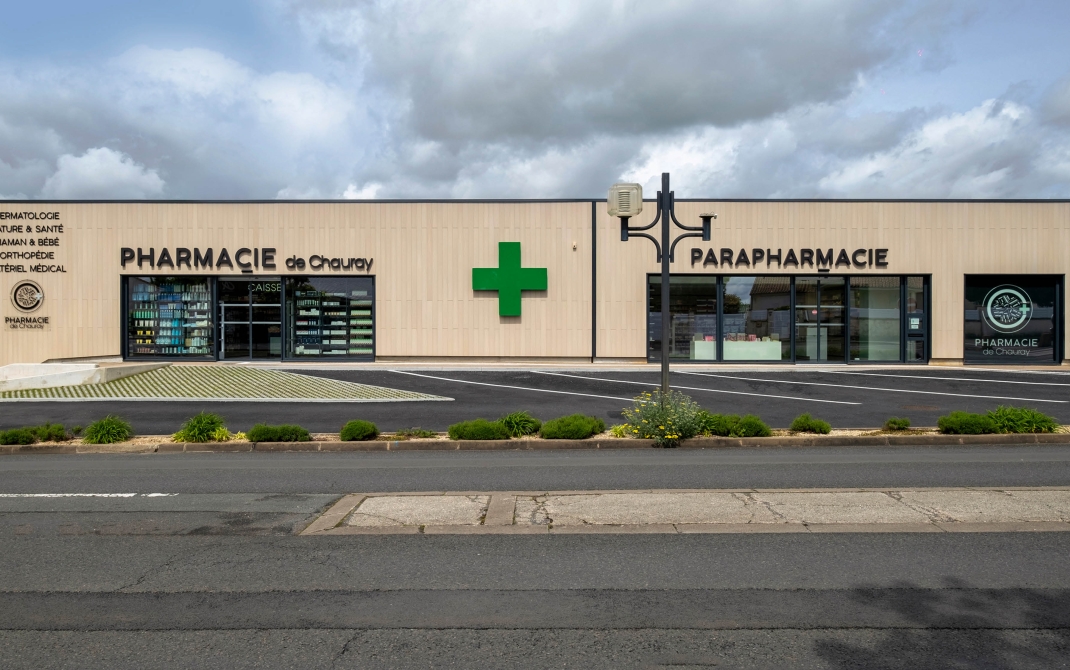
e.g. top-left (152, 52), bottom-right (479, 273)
top-left (40, 148), bottom-right (165, 199)
top-left (0, 2), bottom-right (1068, 200)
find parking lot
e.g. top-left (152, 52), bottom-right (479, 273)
top-left (3, 365), bottom-right (1067, 434)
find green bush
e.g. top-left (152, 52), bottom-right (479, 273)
top-left (71, 425), bottom-right (83, 436)
top-left (937, 411), bottom-right (997, 435)
top-left (246, 424), bottom-right (311, 442)
top-left (340, 420), bottom-right (379, 441)
top-left (539, 414), bottom-right (606, 440)
top-left (621, 390), bottom-right (702, 447)
top-left (609, 424), bottom-right (629, 438)
top-left (697, 411), bottom-right (739, 437)
top-left (82, 415), bottom-right (133, 444)
top-left (499, 411), bottom-right (541, 437)
top-left (448, 419), bottom-right (511, 440)
top-left (790, 413), bottom-right (831, 434)
top-left (30, 423), bottom-right (68, 442)
top-left (0, 428), bottom-right (36, 445)
top-left (733, 414), bottom-right (772, 437)
top-left (173, 412), bottom-right (226, 443)
top-left (695, 411), bottom-right (771, 438)
top-left (884, 417), bottom-right (912, 431)
top-left (986, 406), bottom-right (1059, 434)
top-left (395, 427), bottom-right (437, 439)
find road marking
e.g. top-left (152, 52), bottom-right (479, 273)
top-left (533, 371), bottom-right (861, 405)
top-left (815, 370), bottom-right (1070, 387)
top-left (387, 370), bottom-right (637, 402)
top-left (967, 367), bottom-right (1070, 377)
top-left (674, 370), bottom-right (1068, 404)
top-left (0, 493), bottom-right (177, 498)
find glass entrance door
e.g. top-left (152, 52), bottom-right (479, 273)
top-left (795, 277), bottom-right (845, 362)
top-left (218, 279), bottom-right (282, 360)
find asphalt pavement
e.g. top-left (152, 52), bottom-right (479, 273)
top-left (4, 366), bottom-right (1070, 668)
top-left (2, 365), bottom-right (1068, 433)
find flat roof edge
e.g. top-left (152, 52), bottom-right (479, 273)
top-left (3, 198), bottom-right (1070, 204)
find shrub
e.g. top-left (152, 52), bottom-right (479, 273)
top-left (211, 427), bottom-right (232, 442)
top-left (695, 411), bottom-right (771, 438)
top-left (697, 411), bottom-right (740, 437)
top-left (246, 424), bottom-right (311, 442)
top-left (884, 417), bottom-right (912, 431)
top-left (733, 414), bottom-right (772, 437)
top-left (539, 414), bottom-right (606, 440)
top-left (341, 420), bottom-right (379, 441)
top-left (173, 412), bottom-right (226, 443)
top-left (232, 431), bottom-right (247, 441)
top-left (448, 419), bottom-right (511, 440)
top-left (31, 423), bottom-right (68, 442)
top-left (986, 406), bottom-right (1059, 434)
top-left (71, 425), bottom-right (83, 436)
top-left (395, 427), bottom-right (437, 439)
top-left (937, 411), bottom-right (997, 435)
top-left (82, 415), bottom-right (133, 444)
top-left (500, 411), bottom-right (541, 437)
top-left (790, 413), bottom-right (831, 434)
top-left (0, 428), bottom-right (36, 445)
top-left (609, 424), bottom-right (629, 438)
top-left (622, 390), bottom-right (702, 447)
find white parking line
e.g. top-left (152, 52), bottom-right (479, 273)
top-left (0, 493), bottom-right (177, 498)
top-left (674, 370), bottom-right (1067, 404)
top-left (815, 370), bottom-right (1070, 387)
top-left (532, 371), bottom-right (861, 405)
top-left (388, 370), bottom-right (636, 402)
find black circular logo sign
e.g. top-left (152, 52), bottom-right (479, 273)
top-left (981, 284), bottom-right (1031, 334)
top-left (11, 280), bottom-right (44, 313)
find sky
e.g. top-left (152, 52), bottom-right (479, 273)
top-left (1, 0), bottom-right (1069, 200)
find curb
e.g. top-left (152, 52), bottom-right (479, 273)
top-left (4, 432), bottom-right (1070, 454)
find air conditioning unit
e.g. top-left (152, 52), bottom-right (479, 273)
top-left (607, 183), bottom-right (643, 218)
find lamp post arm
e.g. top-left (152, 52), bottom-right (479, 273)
top-left (622, 231), bottom-right (663, 263)
top-left (668, 231), bottom-right (704, 263)
top-left (669, 195), bottom-right (704, 232)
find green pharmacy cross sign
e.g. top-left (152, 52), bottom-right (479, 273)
top-left (472, 242), bottom-right (547, 316)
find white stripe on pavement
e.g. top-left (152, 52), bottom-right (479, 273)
top-left (0, 493), bottom-right (177, 498)
top-left (532, 371), bottom-right (861, 405)
top-left (674, 370), bottom-right (1067, 404)
top-left (815, 370), bottom-right (1070, 387)
top-left (387, 370), bottom-right (637, 402)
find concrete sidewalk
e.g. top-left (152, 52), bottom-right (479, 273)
top-left (302, 487), bottom-right (1070, 535)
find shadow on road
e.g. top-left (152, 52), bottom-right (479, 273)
top-left (814, 578), bottom-right (1070, 669)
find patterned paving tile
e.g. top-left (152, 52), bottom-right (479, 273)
top-left (0, 366), bottom-right (452, 402)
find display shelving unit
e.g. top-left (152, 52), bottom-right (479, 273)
top-left (290, 286), bottom-right (373, 358)
top-left (127, 278), bottom-right (213, 357)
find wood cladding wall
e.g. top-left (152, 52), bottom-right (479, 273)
top-left (596, 200), bottom-right (1070, 362)
top-left (0, 202), bottom-right (594, 364)
top-left (1, 200), bottom-right (1067, 365)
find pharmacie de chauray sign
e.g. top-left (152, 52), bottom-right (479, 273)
top-left (120, 247), bottom-right (373, 273)
top-left (690, 246), bottom-right (889, 270)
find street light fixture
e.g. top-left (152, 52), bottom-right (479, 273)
top-left (608, 172), bottom-right (713, 395)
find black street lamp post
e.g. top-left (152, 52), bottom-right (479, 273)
top-left (610, 172), bottom-right (713, 395)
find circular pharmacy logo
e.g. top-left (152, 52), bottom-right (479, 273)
top-left (982, 284), bottom-right (1031, 334)
top-left (11, 280), bottom-right (44, 313)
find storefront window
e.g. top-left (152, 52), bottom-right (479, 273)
top-left (722, 276), bottom-right (791, 361)
top-left (647, 274), bottom-right (929, 364)
top-left (964, 275), bottom-right (1060, 364)
top-left (285, 277), bottom-right (374, 359)
top-left (795, 277), bottom-right (845, 362)
top-left (648, 276), bottom-right (717, 361)
top-left (850, 276), bottom-right (901, 361)
top-left (126, 277), bottom-right (213, 358)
